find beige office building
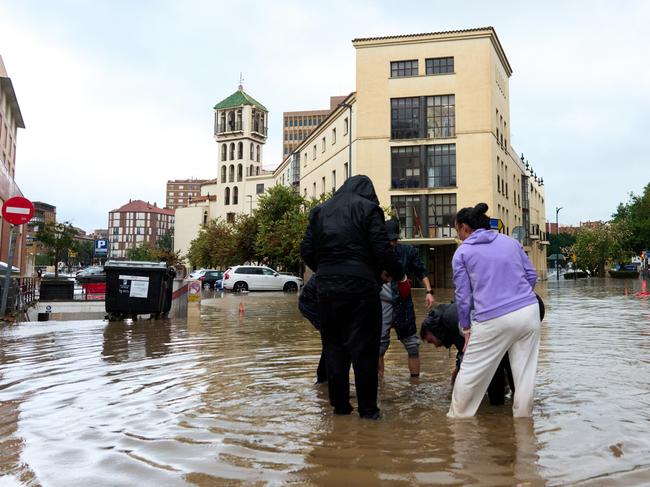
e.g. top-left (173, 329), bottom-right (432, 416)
top-left (176, 27), bottom-right (548, 285)
top-left (282, 96), bottom-right (347, 159)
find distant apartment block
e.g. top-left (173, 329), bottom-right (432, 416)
top-left (166, 178), bottom-right (208, 209)
top-left (26, 201), bottom-right (56, 266)
top-left (108, 200), bottom-right (174, 258)
top-left (282, 96), bottom-right (347, 158)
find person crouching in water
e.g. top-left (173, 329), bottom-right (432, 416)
top-left (298, 276), bottom-right (327, 384)
top-left (379, 219), bottom-right (435, 378)
top-left (448, 203), bottom-right (540, 418)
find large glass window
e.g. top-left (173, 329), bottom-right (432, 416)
top-left (391, 60), bottom-right (418, 77)
top-left (426, 57), bottom-right (454, 74)
top-left (426, 95), bottom-right (455, 138)
top-left (391, 144), bottom-right (456, 189)
top-left (391, 195), bottom-right (424, 238)
top-left (391, 146), bottom-right (421, 189)
top-left (427, 194), bottom-right (457, 238)
top-left (391, 97), bottom-right (420, 139)
top-left (426, 144), bottom-right (456, 187)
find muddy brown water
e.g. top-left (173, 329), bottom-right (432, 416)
top-left (1, 279), bottom-right (650, 486)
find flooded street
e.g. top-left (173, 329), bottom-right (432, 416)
top-left (2, 279), bottom-right (650, 486)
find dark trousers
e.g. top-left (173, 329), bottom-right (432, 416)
top-left (316, 331), bottom-right (327, 383)
top-left (487, 353), bottom-right (515, 405)
top-left (318, 295), bottom-right (382, 417)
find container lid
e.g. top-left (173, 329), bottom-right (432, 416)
top-left (104, 260), bottom-right (168, 270)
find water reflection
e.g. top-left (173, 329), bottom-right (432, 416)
top-left (0, 280), bottom-right (649, 485)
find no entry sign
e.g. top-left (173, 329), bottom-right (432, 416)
top-left (2, 196), bottom-right (35, 225)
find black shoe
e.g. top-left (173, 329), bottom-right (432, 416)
top-left (334, 406), bottom-right (353, 415)
top-left (360, 410), bottom-right (381, 420)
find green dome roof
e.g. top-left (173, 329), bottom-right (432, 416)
top-left (213, 88), bottom-right (267, 111)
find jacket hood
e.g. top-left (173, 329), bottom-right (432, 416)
top-left (335, 175), bottom-right (380, 205)
top-left (463, 228), bottom-right (498, 245)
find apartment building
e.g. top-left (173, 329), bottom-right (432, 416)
top-left (165, 178), bottom-right (209, 209)
top-left (108, 200), bottom-right (174, 258)
top-left (282, 96), bottom-right (347, 158)
top-left (25, 201), bottom-right (56, 267)
top-left (0, 54), bottom-right (28, 272)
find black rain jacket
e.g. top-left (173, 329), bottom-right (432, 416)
top-left (300, 175), bottom-right (404, 297)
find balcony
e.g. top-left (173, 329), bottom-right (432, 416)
top-left (251, 125), bottom-right (268, 137)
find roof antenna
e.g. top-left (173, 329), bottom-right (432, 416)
top-left (238, 72), bottom-right (244, 91)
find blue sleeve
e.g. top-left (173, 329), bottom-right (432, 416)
top-left (452, 249), bottom-right (472, 329)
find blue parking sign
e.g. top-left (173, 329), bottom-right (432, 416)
top-left (95, 239), bottom-right (109, 256)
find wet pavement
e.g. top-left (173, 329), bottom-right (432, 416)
top-left (1, 278), bottom-right (650, 486)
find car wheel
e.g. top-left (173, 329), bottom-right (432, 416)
top-left (233, 281), bottom-right (248, 292)
top-left (283, 282), bottom-right (298, 293)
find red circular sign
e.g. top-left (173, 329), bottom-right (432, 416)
top-left (2, 196), bottom-right (35, 225)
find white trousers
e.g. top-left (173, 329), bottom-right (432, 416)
top-left (448, 303), bottom-right (541, 418)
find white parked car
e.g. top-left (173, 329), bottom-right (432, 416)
top-left (188, 268), bottom-right (207, 280)
top-left (222, 265), bottom-right (303, 292)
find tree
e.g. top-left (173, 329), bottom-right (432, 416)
top-left (126, 240), bottom-right (182, 266)
top-left (547, 232), bottom-right (576, 257)
top-left (254, 185), bottom-right (309, 272)
top-left (186, 218), bottom-right (237, 269)
top-left (232, 214), bottom-right (259, 265)
top-left (74, 240), bottom-right (95, 266)
top-left (126, 242), bottom-right (156, 261)
top-left (566, 222), bottom-right (630, 276)
top-left (35, 221), bottom-right (78, 278)
top-left (612, 182), bottom-right (650, 253)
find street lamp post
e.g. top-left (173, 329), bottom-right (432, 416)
top-left (555, 206), bottom-right (563, 281)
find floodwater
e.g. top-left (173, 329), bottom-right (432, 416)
top-left (1, 279), bottom-right (650, 486)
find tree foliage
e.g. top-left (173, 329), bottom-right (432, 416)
top-left (612, 182), bottom-right (650, 253)
top-left (126, 240), bottom-right (181, 266)
top-left (547, 232), bottom-right (576, 257)
top-left (34, 221), bottom-right (78, 278)
top-left (185, 185), bottom-right (332, 272)
top-left (564, 222), bottom-right (630, 276)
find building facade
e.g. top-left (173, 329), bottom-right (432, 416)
top-left (282, 95), bottom-right (347, 159)
top-left (165, 178), bottom-right (209, 210)
top-left (108, 200), bottom-right (174, 259)
top-left (175, 27), bottom-right (548, 284)
top-left (0, 55), bottom-right (28, 273)
top-left (25, 201), bottom-right (56, 267)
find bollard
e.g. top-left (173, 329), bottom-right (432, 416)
top-left (239, 302), bottom-right (245, 315)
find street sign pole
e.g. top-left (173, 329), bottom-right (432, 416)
top-left (0, 225), bottom-right (18, 317)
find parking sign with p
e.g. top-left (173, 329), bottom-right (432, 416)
top-left (95, 239), bottom-right (109, 256)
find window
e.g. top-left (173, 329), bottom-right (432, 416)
top-left (313, 145), bottom-right (317, 160)
top-left (224, 187), bottom-right (230, 205)
top-left (344, 118), bottom-right (349, 135)
top-left (391, 60), bottom-right (418, 77)
top-left (321, 177), bottom-right (326, 194)
top-left (391, 195), bottom-right (423, 238)
top-left (203, 211), bottom-right (208, 225)
top-left (426, 144), bottom-right (456, 187)
top-left (426, 95), bottom-right (455, 138)
top-left (226, 212), bottom-right (235, 224)
top-left (221, 145), bottom-right (227, 161)
top-left (233, 186), bottom-right (239, 205)
top-left (497, 175), bottom-right (501, 193)
top-left (249, 164), bottom-right (254, 176)
top-left (391, 146), bottom-right (421, 188)
top-left (237, 142), bottom-right (243, 159)
top-left (427, 194), bottom-right (457, 238)
top-left (344, 163), bottom-right (348, 180)
top-left (331, 170), bottom-right (336, 191)
top-left (312, 182), bottom-right (316, 197)
top-left (229, 164), bottom-right (235, 182)
top-left (322, 137), bottom-right (326, 152)
top-left (426, 57), bottom-right (454, 74)
top-left (256, 183), bottom-right (264, 194)
top-left (332, 128), bottom-right (336, 144)
top-left (250, 143), bottom-right (254, 160)
top-left (256, 145), bottom-right (260, 162)
top-left (237, 164), bottom-right (243, 182)
top-left (229, 143), bottom-right (235, 160)
top-left (391, 97), bottom-right (420, 139)
top-left (391, 144), bottom-right (456, 189)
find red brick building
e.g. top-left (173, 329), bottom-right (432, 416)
top-left (165, 178), bottom-right (208, 210)
top-left (108, 200), bottom-right (174, 259)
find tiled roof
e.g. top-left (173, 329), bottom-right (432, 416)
top-left (112, 200), bottom-right (175, 215)
top-left (214, 88), bottom-right (267, 111)
top-left (352, 27), bottom-right (494, 43)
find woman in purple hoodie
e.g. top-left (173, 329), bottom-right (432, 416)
top-left (448, 203), bottom-right (540, 418)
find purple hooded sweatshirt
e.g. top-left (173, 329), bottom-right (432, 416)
top-left (452, 228), bottom-right (537, 329)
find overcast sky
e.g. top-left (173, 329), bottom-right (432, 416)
top-left (1, 0), bottom-right (648, 231)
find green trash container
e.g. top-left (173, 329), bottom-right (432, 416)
top-left (104, 261), bottom-right (176, 320)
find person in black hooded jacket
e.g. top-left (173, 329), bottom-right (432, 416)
top-left (301, 175), bottom-right (407, 419)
